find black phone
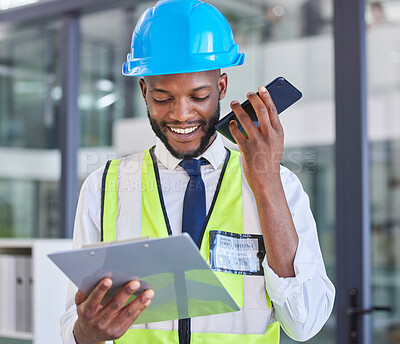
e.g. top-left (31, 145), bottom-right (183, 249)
top-left (215, 76), bottom-right (302, 144)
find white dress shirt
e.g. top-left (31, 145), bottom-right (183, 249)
top-left (60, 134), bottom-right (335, 343)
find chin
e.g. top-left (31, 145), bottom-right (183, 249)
top-left (167, 143), bottom-right (204, 160)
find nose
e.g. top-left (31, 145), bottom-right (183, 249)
top-left (169, 98), bottom-right (195, 122)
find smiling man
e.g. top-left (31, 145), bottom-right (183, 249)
top-left (141, 71), bottom-right (225, 159)
top-left (60, 1), bottom-right (335, 343)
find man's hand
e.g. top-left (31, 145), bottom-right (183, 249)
top-left (229, 86), bottom-right (298, 278)
top-left (229, 86), bottom-right (284, 192)
top-left (73, 278), bottom-right (154, 344)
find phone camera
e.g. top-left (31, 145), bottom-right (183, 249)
top-left (277, 82), bottom-right (283, 87)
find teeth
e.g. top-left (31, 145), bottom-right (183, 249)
top-left (170, 126), bottom-right (198, 134)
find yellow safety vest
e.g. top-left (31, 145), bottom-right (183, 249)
top-left (101, 148), bottom-right (280, 344)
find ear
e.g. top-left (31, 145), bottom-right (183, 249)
top-left (139, 78), bottom-right (147, 101)
top-left (218, 73), bottom-right (228, 100)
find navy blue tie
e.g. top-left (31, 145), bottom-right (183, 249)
top-left (180, 159), bottom-right (207, 245)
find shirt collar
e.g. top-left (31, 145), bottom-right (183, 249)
top-left (154, 134), bottom-right (226, 171)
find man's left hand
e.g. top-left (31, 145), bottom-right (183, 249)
top-left (228, 86), bottom-right (298, 278)
top-left (229, 86), bottom-right (284, 194)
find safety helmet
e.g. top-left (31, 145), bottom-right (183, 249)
top-left (122, 0), bottom-right (245, 77)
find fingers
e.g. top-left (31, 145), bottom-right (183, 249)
top-left (92, 288), bottom-right (155, 340)
top-left (101, 280), bottom-right (141, 320)
top-left (75, 278), bottom-right (113, 337)
top-left (229, 100), bottom-right (258, 142)
top-left (228, 116), bottom-right (245, 147)
top-left (228, 87), bottom-right (281, 144)
top-left (118, 289), bottom-right (155, 327)
top-left (247, 90), bottom-right (272, 130)
top-left (103, 288), bottom-right (154, 338)
top-left (83, 278), bottom-right (113, 314)
top-left (258, 86), bottom-right (282, 132)
top-left (74, 280), bottom-right (153, 342)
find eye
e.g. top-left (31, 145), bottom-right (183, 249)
top-left (153, 98), bottom-right (171, 104)
top-left (192, 95), bottom-right (210, 101)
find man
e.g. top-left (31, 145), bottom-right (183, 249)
top-left (60, 0), bottom-right (335, 343)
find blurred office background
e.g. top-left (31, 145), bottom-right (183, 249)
top-left (0, 0), bottom-right (399, 343)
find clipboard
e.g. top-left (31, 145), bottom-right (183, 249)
top-left (48, 233), bottom-right (239, 324)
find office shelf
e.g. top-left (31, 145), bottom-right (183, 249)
top-left (0, 330), bottom-right (33, 340)
top-left (0, 239), bottom-right (72, 344)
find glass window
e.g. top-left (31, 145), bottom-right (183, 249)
top-left (0, 22), bottom-right (60, 149)
top-left (0, 21), bottom-right (61, 238)
top-left (80, 8), bottom-right (139, 148)
top-left (366, 0), bottom-right (400, 342)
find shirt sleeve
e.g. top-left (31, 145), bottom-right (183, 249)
top-left (262, 168), bottom-right (335, 341)
top-left (59, 168), bottom-right (110, 344)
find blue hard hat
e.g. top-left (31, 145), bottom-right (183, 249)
top-left (122, 0), bottom-right (245, 77)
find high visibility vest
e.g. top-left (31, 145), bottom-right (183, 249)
top-left (101, 148), bottom-right (280, 344)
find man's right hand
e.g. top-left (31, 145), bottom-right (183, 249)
top-left (73, 278), bottom-right (154, 344)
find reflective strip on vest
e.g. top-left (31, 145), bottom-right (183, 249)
top-left (140, 149), bottom-right (170, 238)
top-left (102, 159), bottom-right (120, 242)
top-left (102, 149), bottom-right (279, 344)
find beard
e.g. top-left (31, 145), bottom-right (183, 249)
top-left (147, 102), bottom-right (220, 160)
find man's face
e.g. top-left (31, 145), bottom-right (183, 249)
top-left (139, 70), bottom-right (228, 159)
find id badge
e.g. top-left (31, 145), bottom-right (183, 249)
top-left (209, 230), bottom-right (266, 276)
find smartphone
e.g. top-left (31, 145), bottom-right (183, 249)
top-left (215, 76), bottom-right (302, 144)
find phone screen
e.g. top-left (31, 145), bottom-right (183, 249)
top-left (215, 77), bottom-right (302, 144)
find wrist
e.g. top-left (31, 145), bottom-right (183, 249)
top-left (252, 174), bottom-right (283, 198)
top-left (73, 322), bottom-right (89, 344)
top-left (73, 325), bottom-right (105, 344)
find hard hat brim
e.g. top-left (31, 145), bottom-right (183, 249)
top-left (122, 51), bottom-right (245, 77)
